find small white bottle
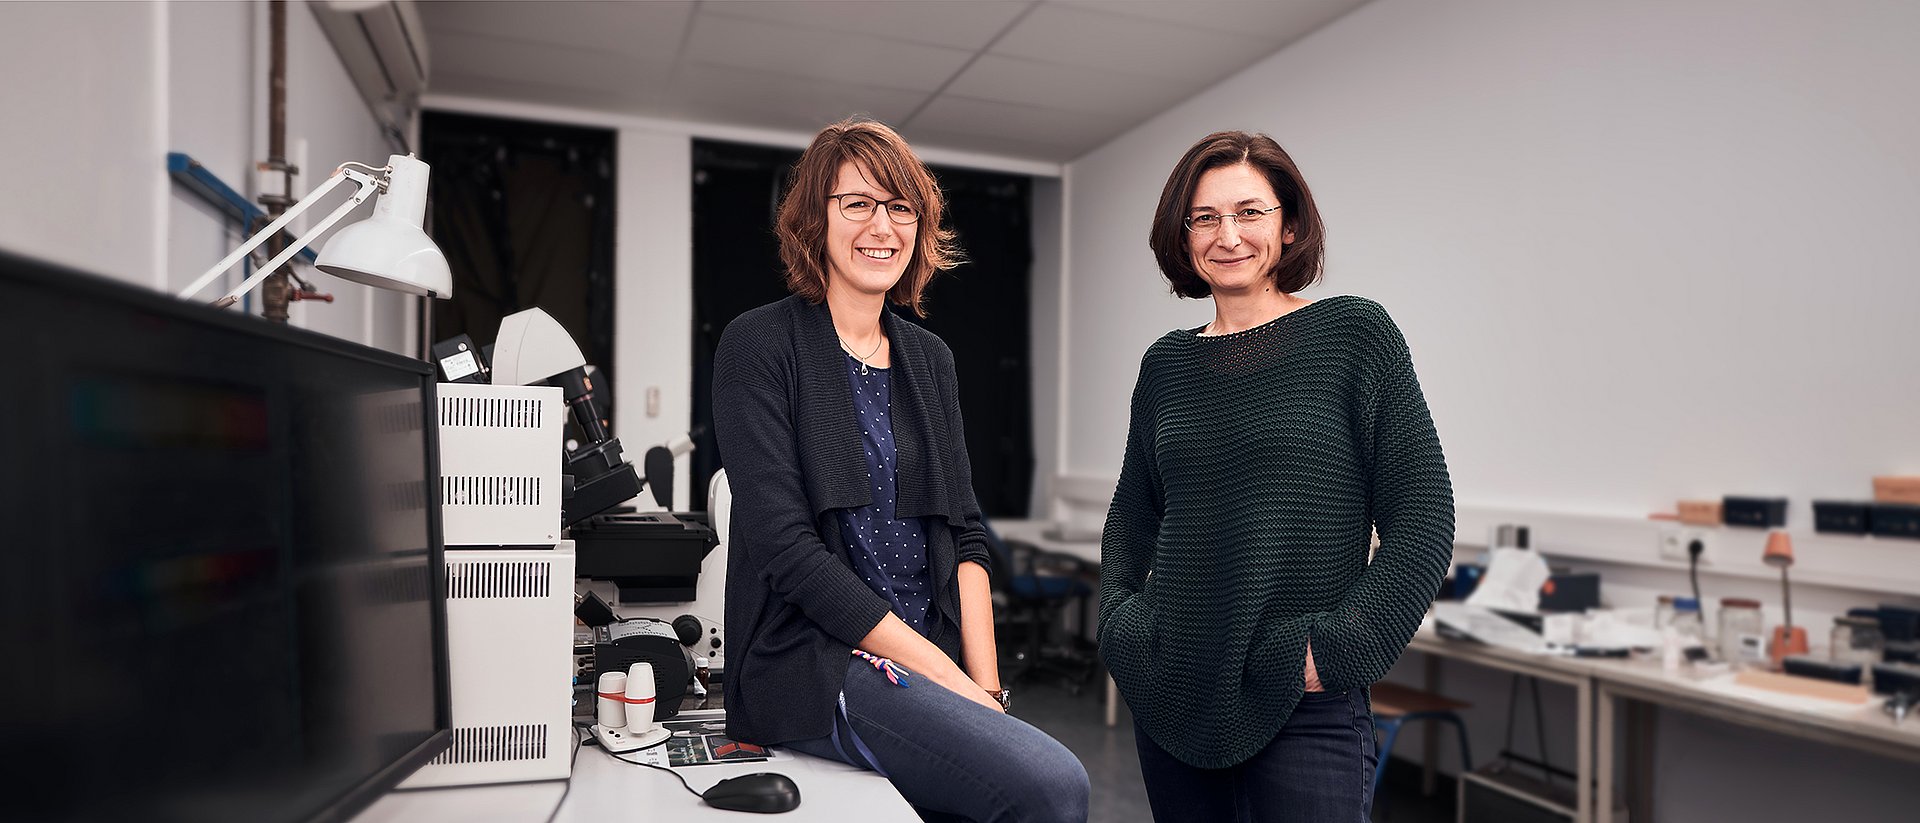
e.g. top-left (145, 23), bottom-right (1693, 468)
top-left (625, 662), bottom-right (658, 731)
top-left (596, 671), bottom-right (628, 729)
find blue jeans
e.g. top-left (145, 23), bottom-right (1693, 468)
top-left (1133, 688), bottom-right (1377, 823)
top-left (786, 656), bottom-right (1090, 822)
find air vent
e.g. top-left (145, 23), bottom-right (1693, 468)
top-left (438, 396), bottom-right (543, 429)
top-left (443, 475), bottom-right (542, 506)
top-left (428, 724), bottom-right (550, 765)
top-left (447, 560), bottom-right (552, 599)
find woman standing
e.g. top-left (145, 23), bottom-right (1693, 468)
top-left (1099, 131), bottom-right (1455, 822)
top-left (712, 118), bottom-right (1088, 822)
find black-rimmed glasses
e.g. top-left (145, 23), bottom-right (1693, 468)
top-left (1185, 205), bottom-right (1281, 233)
top-left (829, 193), bottom-right (920, 225)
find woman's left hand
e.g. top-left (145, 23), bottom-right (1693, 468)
top-left (1303, 642), bottom-right (1325, 692)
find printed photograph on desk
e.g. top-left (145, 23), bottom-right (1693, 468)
top-left (662, 718), bottom-right (783, 767)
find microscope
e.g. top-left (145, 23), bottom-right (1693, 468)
top-left (468, 308), bottom-right (643, 525)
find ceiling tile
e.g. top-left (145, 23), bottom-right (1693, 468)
top-left (900, 127), bottom-right (1079, 163)
top-left (684, 13), bottom-right (974, 94)
top-left (663, 65), bottom-right (928, 130)
top-left (1053, 0), bottom-right (1367, 40)
top-left (418, 0), bottom-right (694, 57)
top-left (430, 71), bottom-right (664, 113)
top-left (991, 3), bottom-right (1278, 83)
top-left (416, 0), bottom-right (1373, 164)
top-left (943, 53), bottom-right (1190, 119)
top-left (909, 96), bottom-right (1129, 150)
top-left (431, 30), bottom-right (673, 98)
top-left (702, 1), bottom-right (1032, 51)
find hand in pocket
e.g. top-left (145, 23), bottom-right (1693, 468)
top-left (1303, 641), bottom-right (1325, 692)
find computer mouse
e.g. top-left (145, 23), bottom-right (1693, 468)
top-left (702, 772), bottom-right (801, 813)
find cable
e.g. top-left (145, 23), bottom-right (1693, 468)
top-left (584, 733), bottom-right (704, 799)
top-left (543, 729), bottom-right (586, 823)
top-left (1687, 538), bottom-right (1705, 607)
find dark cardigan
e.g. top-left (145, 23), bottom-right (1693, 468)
top-left (712, 295), bottom-right (993, 746)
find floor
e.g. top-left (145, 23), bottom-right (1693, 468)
top-left (1010, 674), bottom-right (1456, 823)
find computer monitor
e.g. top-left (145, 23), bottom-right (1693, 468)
top-left (0, 250), bottom-right (451, 822)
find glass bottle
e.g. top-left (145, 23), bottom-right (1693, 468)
top-left (1671, 597), bottom-right (1706, 642)
top-left (1718, 598), bottom-right (1765, 668)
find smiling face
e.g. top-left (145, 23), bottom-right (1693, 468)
top-left (823, 161), bottom-right (918, 299)
top-left (1186, 162), bottom-right (1295, 296)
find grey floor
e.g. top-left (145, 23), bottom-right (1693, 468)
top-left (1010, 676), bottom-right (1455, 823)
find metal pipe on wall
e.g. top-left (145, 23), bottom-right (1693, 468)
top-left (260, 0), bottom-right (294, 322)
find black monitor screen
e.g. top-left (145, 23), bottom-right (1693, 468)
top-left (0, 252), bottom-right (450, 822)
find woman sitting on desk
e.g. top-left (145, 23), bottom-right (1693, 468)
top-left (712, 117), bottom-right (1089, 823)
top-left (1099, 131), bottom-right (1456, 822)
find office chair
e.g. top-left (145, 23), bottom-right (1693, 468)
top-left (1368, 681), bottom-right (1473, 817)
top-left (982, 522), bottom-right (1098, 694)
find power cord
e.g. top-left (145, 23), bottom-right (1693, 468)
top-left (580, 729), bottom-right (704, 799)
top-left (1687, 538), bottom-right (1705, 606)
top-left (544, 729), bottom-right (587, 823)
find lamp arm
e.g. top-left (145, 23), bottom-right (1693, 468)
top-left (178, 166), bottom-right (382, 301)
top-left (1780, 566), bottom-right (1794, 631)
top-left (211, 180), bottom-right (380, 308)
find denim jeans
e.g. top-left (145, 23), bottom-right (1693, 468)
top-left (785, 656), bottom-right (1090, 822)
top-left (1133, 688), bottom-right (1377, 823)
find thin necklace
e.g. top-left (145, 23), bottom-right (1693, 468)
top-left (839, 333), bottom-right (884, 375)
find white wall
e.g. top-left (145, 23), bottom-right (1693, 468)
top-left (1029, 176), bottom-right (1066, 517)
top-left (1063, 0), bottom-right (1920, 523)
top-left (0, 2), bottom-right (167, 283)
top-left (168, 0), bottom-right (255, 297)
top-left (275, 0), bottom-right (415, 353)
top-left (1, 1), bottom-right (413, 354)
top-left (1062, 0), bottom-right (1920, 819)
top-left (615, 130), bottom-right (695, 511)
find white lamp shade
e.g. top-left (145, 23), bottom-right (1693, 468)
top-left (316, 219), bottom-right (452, 297)
top-left (315, 153), bottom-right (453, 298)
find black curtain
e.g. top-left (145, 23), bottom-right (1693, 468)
top-left (689, 139), bottom-right (1034, 517)
top-left (420, 111), bottom-right (617, 425)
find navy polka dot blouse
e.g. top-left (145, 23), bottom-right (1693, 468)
top-left (833, 354), bottom-right (934, 636)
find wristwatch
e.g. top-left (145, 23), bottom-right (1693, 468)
top-left (986, 688), bottom-right (1012, 711)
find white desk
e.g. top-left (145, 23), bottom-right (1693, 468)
top-left (1408, 624), bottom-right (1920, 823)
top-left (992, 518), bottom-right (1119, 726)
top-left (1591, 658), bottom-right (1920, 823)
top-left (356, 735), bottom-right (916, 822)
top-left (1407, 627), bottom-right (1602, 822)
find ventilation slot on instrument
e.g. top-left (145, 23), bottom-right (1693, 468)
top-left (438, 396), bottom-right (543, 429)
top-left (427, 724), bottom-right (551, 765)
top-left (447, 560), bottom-right (553, 600)
top-left (442, 475), bottom-right (541, 506)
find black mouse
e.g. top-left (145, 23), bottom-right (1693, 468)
top-left (702, 772), bottom-right (801, 813)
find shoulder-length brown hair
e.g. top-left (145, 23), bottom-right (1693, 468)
top-left (1149, 131), bottom-right (1325, 298)
top-left (775, 118), bottom-right (961, 317)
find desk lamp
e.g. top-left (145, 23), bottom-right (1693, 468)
top-left (178, 154), bottom-right (451, 307)
top-left (1763, 529), bottom-right (1809, 668)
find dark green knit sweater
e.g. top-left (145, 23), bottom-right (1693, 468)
top-left (1097, 295), bottom-right (1454, 768)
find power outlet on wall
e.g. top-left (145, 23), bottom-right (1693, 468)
top-left (1657, 527), bottom-right (1711, 565)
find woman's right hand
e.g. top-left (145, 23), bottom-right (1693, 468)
top-left (1303, 642), bottom-right (1326, 692)
top-left (859, 615), bottom-right (1006, 713)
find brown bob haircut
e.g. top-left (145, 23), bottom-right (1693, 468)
top-left (775, 118), bottom-right (961, 317)
top-left (1149, 131), bottom-right (1325, 298)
